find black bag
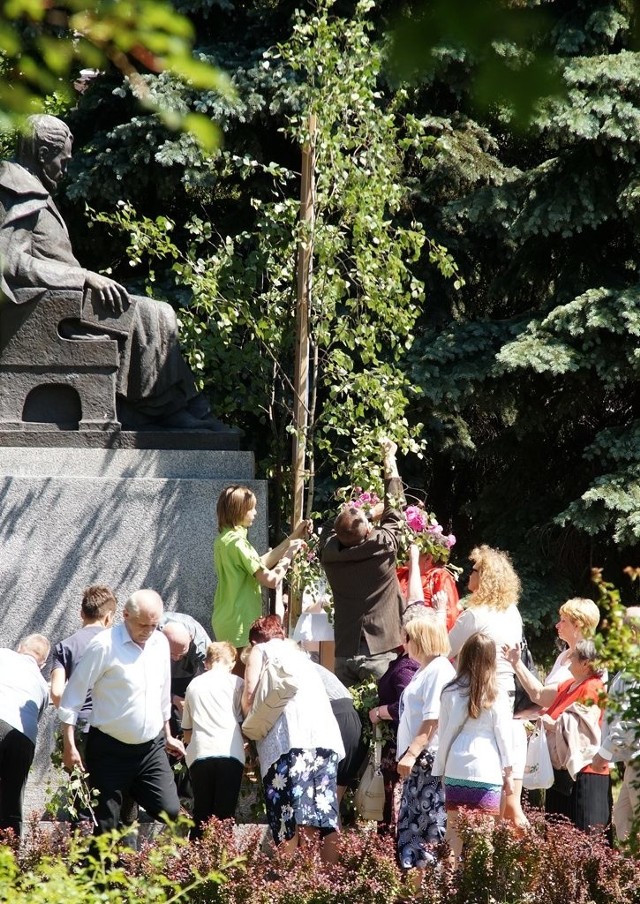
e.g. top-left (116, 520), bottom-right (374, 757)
top-left (552, 767), bottom-right (575, 797)
top-left (513, 637), bottom-right (540, 716)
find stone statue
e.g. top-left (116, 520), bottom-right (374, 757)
top-left (0, 114), bottom-right (220, 431)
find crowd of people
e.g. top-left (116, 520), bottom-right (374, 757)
top-left (0, 437), bottom-right (636, 879)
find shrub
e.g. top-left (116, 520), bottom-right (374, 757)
top-left (4, 809), bottom-right (640, 903)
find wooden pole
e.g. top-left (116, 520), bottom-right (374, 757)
top-left (289, 113), bottom-right (316, 632)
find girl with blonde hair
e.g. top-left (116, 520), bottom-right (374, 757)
top-left (396, 609), bottom-right (455, 878)
top-left (432, 632), bottom-right (514, 860)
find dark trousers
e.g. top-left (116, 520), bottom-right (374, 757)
top-left (0, 719), bottom-right (34, 837)
top-left (86, 727), bottom-right (180, 835)
top-left (189, 756), bottom-right (243, 839)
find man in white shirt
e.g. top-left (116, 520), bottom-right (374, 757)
top-left (0, 634), bottom-right (50, 836)
top-left (58, 589), bottom-right (185, 836)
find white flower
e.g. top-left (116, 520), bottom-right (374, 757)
top-left (316, 791), bottom-right (334, 814)
top-left (271, 773), bottom-right (287, 791)
top-left (290, 754), bottom-right (307, 777)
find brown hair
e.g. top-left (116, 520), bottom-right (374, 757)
top-left (468, 545), bottom-right (521, 611)
top-left (334, 506), bottom-right (369, 547)
top-left (449, 632), bottom-right (498, 718)
top-left (82, 584), bottom-right (117, 621)
top-left (205, 641), bottom-right (237, 669)
top-left (248, 614), bottom-right (286, 644)
top-left (217, 485), bottom-right (257, 531)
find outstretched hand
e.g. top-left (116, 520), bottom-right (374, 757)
top-left (502, 644), bottom-right (521, 667)
top-left (85, 271), bottom-right (129, 315)
top-left (290, 519), bottom-right (313, 540)
top-left (288, 538), bottom-right (307, 556)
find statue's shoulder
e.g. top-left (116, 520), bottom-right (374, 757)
top-left (0, 161), bottom-right (48, 199)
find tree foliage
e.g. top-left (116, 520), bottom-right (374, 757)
top-left (95, 0), bottom-right (462, 520)
top-left (0, 0), bottom-right (229, 147)
top-left (404, 0), bottom-right (640, 627)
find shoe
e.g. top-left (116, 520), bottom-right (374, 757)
top-left (186, 393), bottom-right (213, 420)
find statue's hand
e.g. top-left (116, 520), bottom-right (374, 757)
top-left (85, 271), bottom-right (129, 315)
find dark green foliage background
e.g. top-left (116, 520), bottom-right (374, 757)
top-left (7, 0), bottom-right (640, 636)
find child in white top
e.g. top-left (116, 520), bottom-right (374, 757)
top-left (182, 641), bottom-right (245, 838)
top-left (432, 632), bottom-right (513, 861)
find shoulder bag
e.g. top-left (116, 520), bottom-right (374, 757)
top-left (354, 726), bottom-right (385, 821)
top-left (242, 649), bottom-right (300, 741)
top-left (514, 637), bottom-right (541, 716)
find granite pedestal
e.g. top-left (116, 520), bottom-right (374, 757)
top-left (0, 444), bottom-right (267, 823)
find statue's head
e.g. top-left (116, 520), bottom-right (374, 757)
top-left (17, 114), bottom-right (73, 193)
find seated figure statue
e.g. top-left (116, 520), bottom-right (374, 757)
top-left (0, 114), bottom-right (220, 431)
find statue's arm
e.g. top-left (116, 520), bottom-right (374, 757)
top-left (1, 215), bottom-right (128, 313)
top-left (0, 216), bottom-right (86, 300)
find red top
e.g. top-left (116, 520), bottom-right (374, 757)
top-left (546, 676), bottom-right (608, 776)
top-left (396, 564), bottom-right (461, 632)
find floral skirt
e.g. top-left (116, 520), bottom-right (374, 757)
top-left (397, 751), bottom-right (447, 869)
top-left (263, 748), bottom-right (339, 844)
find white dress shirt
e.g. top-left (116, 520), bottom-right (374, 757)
top-left (0, 649), bottom-right (49, 744)
top-left (58, 622), bottom-right (171, 744)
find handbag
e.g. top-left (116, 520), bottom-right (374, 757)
top-left (354, 727), bottom-right (385, 821)
top-left (523, 718), bottom-right (554, 790)
top-left (242, 649), bottom-right (300, 741)
top-left (513, 637), bottom-right (541, 716)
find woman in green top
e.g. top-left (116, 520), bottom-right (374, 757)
top-left (213, 485), bottom-right (310, 650)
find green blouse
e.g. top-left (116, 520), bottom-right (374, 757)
top-left (213, 525), bottom-right (263, 647)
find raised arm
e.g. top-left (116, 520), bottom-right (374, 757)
top-left (255, 538), bottom-right (307, 589)
top-left (261, 519), bottom-right (312, 569)
top-left (502, 644), bottom-right (557, 708)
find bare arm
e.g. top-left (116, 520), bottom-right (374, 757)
top-left (255, 539), bottom-right (306, 589)
top-left (502, 645), bottom-right (557, 708)
top-left (50, 667), bottom-right (66, 708)
top-left (397, 719), bottom-right (437, 778)
top-left (241, 645), bottom-right (264, 715)
top-left (406, 543), bottom-right (425, 603)
top-left (164, 720), bottom-right (185, 758)
top-left (382, 437), bottom-right (399, 479)
top-left (261, 520), bottom-right (313, 569)
top-left (62, 722), bottom-right (84, 772)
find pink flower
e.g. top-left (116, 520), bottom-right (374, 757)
top-left (427, 522), bottom-right (443, 534)
top-left (445, 534), bottom-right (456, 548)
top-left (405, 505), bottom-right (427, 533)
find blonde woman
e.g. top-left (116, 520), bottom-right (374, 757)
top-left (544, 598), bottom-right (601, 687)
top-left (447, 545), bottom-right (526, 829)
top-left (396, 610), bottom-right (455, 876)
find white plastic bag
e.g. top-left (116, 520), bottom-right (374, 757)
top-left (523, 719), bottom-right (554, 790)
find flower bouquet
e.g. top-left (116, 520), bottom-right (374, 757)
top-left (401, 502), bottom-right (457, 566)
